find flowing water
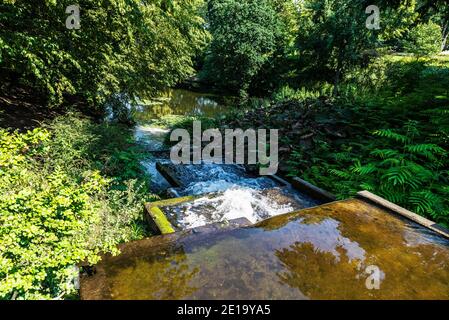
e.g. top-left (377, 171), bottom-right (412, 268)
top-left (163, 187), bottom-right (316, 230)
top-left (81, 89), bottom-right (449, 300)
top-left (80, 199), bottom-right (449, 300)
top-left (133, 89), bottom-right (319, 228)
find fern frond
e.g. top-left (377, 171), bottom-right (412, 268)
top-left (373, 129), bottom-right (409, 143)
top-left (409, 191), bottom-right (442, 215)
top-left (370, 148), bottom-right (400, 159)
top-left (329, 169), bottom-right (352, 179)
top-left (379, 158), bottom-right (401, 166)
top-left (350, 161), bottom-right (377, 175)
top-left (405, 143), bottom-right (446, 158)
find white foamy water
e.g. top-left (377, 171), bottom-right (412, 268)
top-left (171, 162), bottom-right (278, 196)
top-left (181, 177), bottom-right (278, 196)
top-left (140, 158), bottom-right (171, 192)
top-left (176, 187), bottom-right (295, 229)
top-left (133, 123), bottom-right (317, 230)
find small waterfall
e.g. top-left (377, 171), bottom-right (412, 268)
top-left (174, 187), bottom-right (296, 229)
top-left (133, 89), bottom-right (318, 229)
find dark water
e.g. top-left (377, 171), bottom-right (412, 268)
top-left (81, 199), bottom-right (449, 300)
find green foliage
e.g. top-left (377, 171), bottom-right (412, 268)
top-left (0, 0), bottom-right (209, 106)
top-left (404, 21), bottom-right (443, 56)
top-left (285, 56), bottom-right (449, 226)
top-left (202, 0), bottom-right (284, 97)
top-left (216, 55), bottom-right (449, 227)
top-left (296, 0), bottom-right (378, 94)
top-left (0, 114), bottom-right (156, 299)
top-left (378, 0), bottom-right (418, 42)
top-left (272, 84), bottom-right (334, 101)
top-left (328, 123), bottom-right (448, 223)
top-left (417, 0), bottom-right (449, 51)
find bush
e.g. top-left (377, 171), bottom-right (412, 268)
top-left (0, 114), bottom-right (156, 299)
top-left (404, 22), bottom-right (443, 57)
top-left (328, 122), bottom-right (449, 225)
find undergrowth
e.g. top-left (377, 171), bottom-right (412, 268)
top-left (0, 113), bottom-right (157, 299)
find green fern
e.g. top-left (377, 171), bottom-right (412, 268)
top-left (373, 129), bottom-right (409, 143)
top-left (327, 123), bottom-right (448, 224)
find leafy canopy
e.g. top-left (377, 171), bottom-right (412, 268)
top-left (0, 0), bottom-right (209, 106)
top-left (202, 0), bottom-right (284, 97)
top-left (404, 21), bottom-right (443, 56)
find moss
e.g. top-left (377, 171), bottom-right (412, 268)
top-left (145, 196), bottom-right (198, 234)
top-left (148, 206), bottom-right (176, 234)
top-left (149, 195), bottom-right (196, 208)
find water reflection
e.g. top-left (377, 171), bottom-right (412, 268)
top-left (81, 199), bottom-right (449, 300)
top-left (275, 217), bottom-right (366, 262)
top-left (132, 89), bottom-right (234, 122)
top-left (105, 245), bottom-right (200, 300)
top-left (276, 242), bottom-right (368, 299)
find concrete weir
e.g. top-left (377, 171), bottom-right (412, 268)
top-left (80, 193), bottom-right (449, 300)
top-left (145, 162), bottom-right (326, 234)
top-left (79, 156), bottom-right (449, 300)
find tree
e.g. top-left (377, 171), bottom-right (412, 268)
top-left (296, 0), bottom-right (379, 95)
top-left (0, 0), bottom-right (209, 107)
top-left (417, 0), bottom-right (449, 51)
top-left (378, 0), bottom-right (419, 45)
top-left (202, 0), bottom-right (283, 98)
top-left (404, 22), bottom-right (443, 56)
top-left (251, 0), bottom-right (301, 94)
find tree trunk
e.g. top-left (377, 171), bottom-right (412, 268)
top-left (442, 19), bottom-right (449, 51)
top-left (333, 54), bottom-right (343, 97)
top-left (333, 69), bottom-right (340, 97)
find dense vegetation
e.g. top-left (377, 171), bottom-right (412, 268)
top-left (215, 55), bottom-right (449, 226)
top-left (0, 0), bottom-right (208, 107)
top-left (1, 0), bottom-right (449, 299)
top-left (176, 0), bottom-right (449, 224)
top-left (0, 115), bottom-right (157, 299)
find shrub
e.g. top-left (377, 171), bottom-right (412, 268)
top-left (0, 114), bottom-right (155, 299)
top-left (404, 22), bottom-right (443, 57)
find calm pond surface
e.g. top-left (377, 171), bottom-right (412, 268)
top-left (132, 88), bottom-right (236, 123)
top-left (81, 199), bottom-right (449, 300)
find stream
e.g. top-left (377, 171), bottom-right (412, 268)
top-left (132, 89), bottom-right (319, 229)
top-left (81, 89), bottom-right (449, 300)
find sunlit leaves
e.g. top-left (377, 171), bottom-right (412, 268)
top-left (0, 0), bottom-right (208, 107)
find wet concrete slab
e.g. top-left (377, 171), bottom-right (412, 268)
top-left (81, 198), bottom-right (449, 300)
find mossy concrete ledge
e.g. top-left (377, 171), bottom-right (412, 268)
top-left (144, 196), bottom-right (196, 235)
